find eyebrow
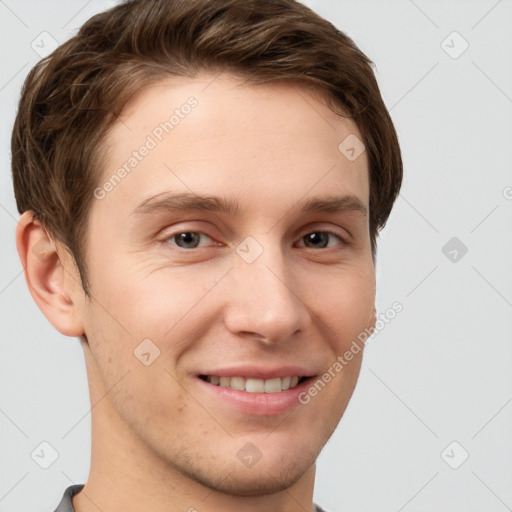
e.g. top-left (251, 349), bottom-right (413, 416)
top-left (132, 191), bottom-right (367, 218)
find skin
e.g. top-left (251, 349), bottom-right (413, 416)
top-left (17, 73), bottom-right (376, 512)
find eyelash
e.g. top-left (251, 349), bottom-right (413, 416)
top-left (161, 229), bottom-right (348, 251)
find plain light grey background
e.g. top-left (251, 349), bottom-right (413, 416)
top-left (1, 1), bottom-right (511, 511)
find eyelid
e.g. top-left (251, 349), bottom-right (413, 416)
top-left (158, 219), bottom-right (218, 239)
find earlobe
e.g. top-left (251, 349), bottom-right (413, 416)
top-left (15, 211), bottom-right (85, 337)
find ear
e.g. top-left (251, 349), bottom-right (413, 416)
top-left (15, 211), bottom-right (85, 337)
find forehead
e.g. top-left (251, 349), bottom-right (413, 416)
top-left (96, 73), bottom-right (369, 220)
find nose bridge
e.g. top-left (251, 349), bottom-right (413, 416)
top-left (224, 237), bottom-right (309, 343)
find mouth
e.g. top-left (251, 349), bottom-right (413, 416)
top-left (195, 371), bottom-right (316, 416)
top-left (198, 374), bottom-right (309, 393)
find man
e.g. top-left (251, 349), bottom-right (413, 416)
top-left (12, 0), bottom-right (402, 510)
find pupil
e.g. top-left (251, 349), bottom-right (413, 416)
top-left (178, 232), bottom-right (199, 248)
top-left (306, 232), bottom-right (327, 248)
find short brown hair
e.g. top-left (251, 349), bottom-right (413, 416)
top-left (12, 0), bottom-right (402, 295)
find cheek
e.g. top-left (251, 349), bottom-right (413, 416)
top-left (312, 265), bottom-right (374, 418)
top-left (311, 262), bottom-right (375, 348)
top-left (88, 252), bottom-right (226, 340)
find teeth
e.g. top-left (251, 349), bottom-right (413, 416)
top-left (230, 376), bottom-right (245, 390)
top-left (264, 377), bottom-right (282, 393)
top-left (246, 378), bottom-right (264, 393)
top-left (205, 375), bottom-right (304, 392)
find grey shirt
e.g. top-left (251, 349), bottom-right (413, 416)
top-left (53, 485), bottom-right (328, 512)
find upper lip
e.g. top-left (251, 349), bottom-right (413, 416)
top-left (196, 365), bottom-right (316, 380)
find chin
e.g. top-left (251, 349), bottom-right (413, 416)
top-left (187, 457), bottom-right (313, 497)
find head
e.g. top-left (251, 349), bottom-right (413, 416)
top-left (13, 0), bottom-right (402, 498)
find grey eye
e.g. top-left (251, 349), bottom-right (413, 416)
top-left (171, 232), bottom-right (202, 249)
top-left (302, 232), bottom-right (337, 248)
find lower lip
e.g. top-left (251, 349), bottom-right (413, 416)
top-left (196, 377), bottom-right (314, 416)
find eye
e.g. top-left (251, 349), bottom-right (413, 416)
top-left (165, 231), bottom-right (213, 249)
top-left (297, 230), bottom-right (345, 249)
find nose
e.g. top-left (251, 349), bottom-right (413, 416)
top-left (223, 242), bottom-right (311, 345)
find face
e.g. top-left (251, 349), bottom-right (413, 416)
top-left (73, 74), bottom-right (375, 495)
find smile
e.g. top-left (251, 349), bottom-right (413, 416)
top-left (199, 375), bottom-right (307, 393)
